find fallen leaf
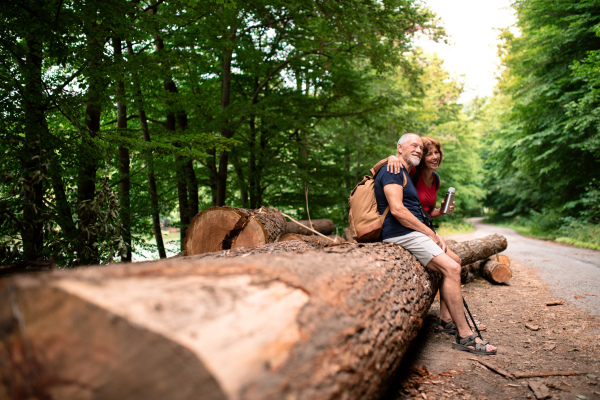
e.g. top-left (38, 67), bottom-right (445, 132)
top-left (546, 301), bottom-right (564, 306)
top-left (587, 374), bottom-right (598, 380)
top-left (525, 323), bottom-right (540, 331)
top-left (569, 348), bottom-right (580, 352)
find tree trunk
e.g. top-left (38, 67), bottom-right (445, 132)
top-left (77, 21), bottom-right (102, 265)
top-left (21, 37), bottom-right (45, 261)
top-left (150, 6), bottom-right (192, 249)
top-left (285, 219), bottom-right (334, 235)
top-left (183, 207), bottom-right (286, 255)
top-left (126, 40), bottom-right (166, 259)
top-left (480, 259), bottom-right (512, 284)
top-left (0, 236), bottom-right (505, 400)
top-left (113, 36), bottom-right (131, 262)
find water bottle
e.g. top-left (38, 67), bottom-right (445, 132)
top-left (441, 187), bottom-right (455, 214)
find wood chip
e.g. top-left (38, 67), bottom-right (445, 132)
top-left (562, 381), bottom-right (572, 387)
top-left (574, 295), bottom-right (586, 299)
top-left (507, 383), bottom-right (521, 387)
top-left (525, 323), bottom-right (540, 331)
top-left (546, 301), bottom-right (564, 306)
top-left (543, 343), bottom-right (556, 351)
top-left (528, 381), bottom-right (551, 399)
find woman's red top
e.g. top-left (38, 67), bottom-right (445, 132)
top-left (409, 168), bottom-right (438, 216)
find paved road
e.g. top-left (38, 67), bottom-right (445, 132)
top-left (447, 218), bottom-right (600, 316)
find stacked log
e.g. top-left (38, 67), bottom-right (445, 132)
top-left (183, 207), bottom-right (286, 256)
top-left (0, 235), bottom-right (507, 400)
top-left (460, 252), bottom-right (512, 284)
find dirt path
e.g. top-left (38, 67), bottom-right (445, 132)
top-left (383, 225), bottom-right (600, 400)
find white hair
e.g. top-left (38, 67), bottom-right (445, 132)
top-left (397, 133), bottom-right (420, 147)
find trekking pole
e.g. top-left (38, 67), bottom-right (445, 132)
top-left (462, 297), bottom-right (483, 340)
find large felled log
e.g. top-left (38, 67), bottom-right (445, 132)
top-left (285, 219), bottom-right (334, 235)
top-left (1, 242), bottom-right (439, 400)
top-left (447, 234), bottom-right (508, 266)
top-left (0, 235), bottom-right (505, 400)
top-left (184, 206), bottom-right (286, 255)
top-left (278, 233), bottom-right (345, 244)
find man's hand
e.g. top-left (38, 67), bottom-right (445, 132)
top-left (436, 233), bottom-right (447, 252)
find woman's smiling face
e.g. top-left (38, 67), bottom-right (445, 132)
top-left (424, 145), bottom-right (441, 171)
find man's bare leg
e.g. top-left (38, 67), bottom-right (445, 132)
top-left (439, 249), bottom-right (461, 328)
top-left (427, 252), bottom-right (496, 353)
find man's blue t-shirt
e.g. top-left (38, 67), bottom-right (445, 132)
top-left (374, 164), bottom-right (427, 239)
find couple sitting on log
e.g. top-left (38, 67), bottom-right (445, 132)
top-left (374, 133), bottom-right (497, 355)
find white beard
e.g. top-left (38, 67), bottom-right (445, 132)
top-left (407, 154), bottom-right (421, 167)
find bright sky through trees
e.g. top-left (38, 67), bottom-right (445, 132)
top-left (417, 0), bottom-right (517, 103)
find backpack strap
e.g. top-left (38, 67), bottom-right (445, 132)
top-left (433, 171), bottom-right (440, 191)
top-left (413, 168), bottom-right (441, 191)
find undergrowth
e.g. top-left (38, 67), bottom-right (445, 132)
top-left (485, 211), bottom-right (600, 251)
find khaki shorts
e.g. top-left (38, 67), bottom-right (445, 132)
top-left (384, 231), bottom-right (443, 266)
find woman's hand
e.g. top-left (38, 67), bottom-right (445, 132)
top-left (386, 155), bottom-right (403, 174)
top-left (439, 200), bottom-right (455, 215)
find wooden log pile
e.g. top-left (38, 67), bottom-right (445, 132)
top-left (0, 234), bottom-right (507, 400)
top-left (461, 253), bottom-right (512, 284)
top-left (184, 207), bottom-right (336, 256)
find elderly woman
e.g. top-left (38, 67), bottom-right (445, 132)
top-left (381, 136), bottom-right (483, 336)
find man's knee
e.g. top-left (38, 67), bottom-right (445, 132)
top-left (447, 261), bottom-right (461, 279)
top-left (428, 254), bottom-right (461, 279)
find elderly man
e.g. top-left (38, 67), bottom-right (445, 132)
top-left (374, 133), bottom-right (497, 355)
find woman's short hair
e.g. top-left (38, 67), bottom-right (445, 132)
top-left (420, 136), bottom-right (443, 166)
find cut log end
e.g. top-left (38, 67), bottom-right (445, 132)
top-left (481, 260), bottom-right (512, 284)
top-left (184, 207), bottom-right (286, 255)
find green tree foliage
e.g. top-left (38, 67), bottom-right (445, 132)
top-left (2, 0), bottom-right (452, 265)
top-left (485, 0), bottom-right (600, 221)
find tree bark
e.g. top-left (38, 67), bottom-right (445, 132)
top-left (447, 234), bottom-right (508, 266)
top-left (285, 219), bottom-right (334, 235)
top-left (0, 241), bottom-right (440, 400)
top-left (0, 235), bottom-right (504, 400)
top-left (279, 233), bottom-right (339, 245)
top-left (184, 207), bottom-right (286, 255)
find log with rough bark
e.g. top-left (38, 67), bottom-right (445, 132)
top-left (461, 259), bottom-right (487, 284)
top-left (0, 235), bottom-right (505, 400)
top-left (285, 219), bottom-right (334, 235)
top-left (278, 233), bottom-right (345, 244)
top-left (184, 206), bottom-right (286, 255)
top-left (480, 259), bottom-right (512, 284)
top-left (448, 234), bottom-right (508, 266)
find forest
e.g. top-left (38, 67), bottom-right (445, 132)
top-left (1, 0), bottom-right (599, 267)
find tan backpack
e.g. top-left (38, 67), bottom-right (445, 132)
top-left (347, 159), bottom-right (406, 242)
